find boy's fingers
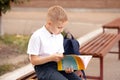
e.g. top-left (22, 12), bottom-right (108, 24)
top-left (65, 68), bottom-right (74, 73)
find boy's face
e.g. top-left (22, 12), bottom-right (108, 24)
top-left (49, 21), bottom-right (68, 35)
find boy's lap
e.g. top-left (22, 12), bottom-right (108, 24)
top-left (36, 67), bottom-right (81, 80)
top-left (36, 68), bottom-right (67, 80)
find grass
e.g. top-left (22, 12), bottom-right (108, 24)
top-left (0, 34), bottom-right (30, 76)
top-left (0, 60), bottom-right (29, 76)
top-left (0, 64), bottom-right (14, 76)
top-left (0, 34), bottom-right (30, 53)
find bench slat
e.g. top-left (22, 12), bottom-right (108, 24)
top-left (95, 34), bottom-right (117, 55)
top-left (80, 33), bottom-right (105, 54)
top-left (80, 33), bottom-right (120, 57)
top-left (26, 74), bottom-right (37, 80)
top-left (85, 34), bottom-right (111, 54)
top-left (80, 33), bottom-right (108, 55)
top-left (100, 35), bottom-right (120, 56)
top-left (90, 34), bottom-right (115, 54)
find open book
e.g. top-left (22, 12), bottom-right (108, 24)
top-left (57, 55), bottom-right (92, 71)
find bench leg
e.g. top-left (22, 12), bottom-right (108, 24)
top-left (100, 57), bottom-right (103, 80)
top-left (116, 29), bottom-right (120, 60)
top-left (118, 41), bottom-right (120, 60)
top-left (86, 57), bottom-right (104, 80)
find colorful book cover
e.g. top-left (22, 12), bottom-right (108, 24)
top-left (57, 55), bottom-right (92, 71)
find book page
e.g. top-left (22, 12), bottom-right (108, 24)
top-left (78, 55), bottom-right (92, 69)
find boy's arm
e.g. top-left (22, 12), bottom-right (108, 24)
top-left (29, 53), bottom-right (64, 65)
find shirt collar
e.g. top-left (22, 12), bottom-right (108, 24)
top-left (43, 26), bottom-right (56, 38)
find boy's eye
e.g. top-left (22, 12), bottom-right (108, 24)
top-left (58, 27), bottom-right (63, 29)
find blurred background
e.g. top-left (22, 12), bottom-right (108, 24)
top-left (0, 0), bottom-right (120, 80)
top-left (1, 0), bottom-right (120, 38)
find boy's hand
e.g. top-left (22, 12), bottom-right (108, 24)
top-left (50, 53), bottom-right (64, 62)
top-left (75, 70), bottom-right (84, 78)
top-left (65, 67), bottom-right (74, 73)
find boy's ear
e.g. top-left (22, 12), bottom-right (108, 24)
top-left (48, 22), bottom-right (52, 26)
top-left (47, 20), bottom-right (52, 26)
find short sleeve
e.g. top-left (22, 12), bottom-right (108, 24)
top-left (27, 34), bottom-right (41, 55)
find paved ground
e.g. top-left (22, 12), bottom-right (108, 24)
top-left (86, 47), bottom-right (120, 80)
top-left (2, 8), bottom-right (120, 38)
top-left (0, 8), bottom-right (120, 80)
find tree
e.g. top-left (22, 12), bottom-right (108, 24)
top-left (0, 0), bottom-right (29, 36)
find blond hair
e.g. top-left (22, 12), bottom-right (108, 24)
top-left (47, 5), bottom-right (68, 23)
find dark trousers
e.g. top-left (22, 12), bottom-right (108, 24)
top-left (34, 62), bottom-right (82, 80)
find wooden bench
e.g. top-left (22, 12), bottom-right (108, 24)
top-left (17, 33), bottom-right (120, 80)
top-left (80, 33), bottom-right (120, 80)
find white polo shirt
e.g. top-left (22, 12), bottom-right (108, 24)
top-left (27, 26), bottom-right (64, 56)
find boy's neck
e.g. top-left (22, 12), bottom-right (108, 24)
top-left (45, 24), bottom-right (53, 34)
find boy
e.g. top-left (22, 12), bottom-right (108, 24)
top-left (27, 5), bottom-right (82, 80)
